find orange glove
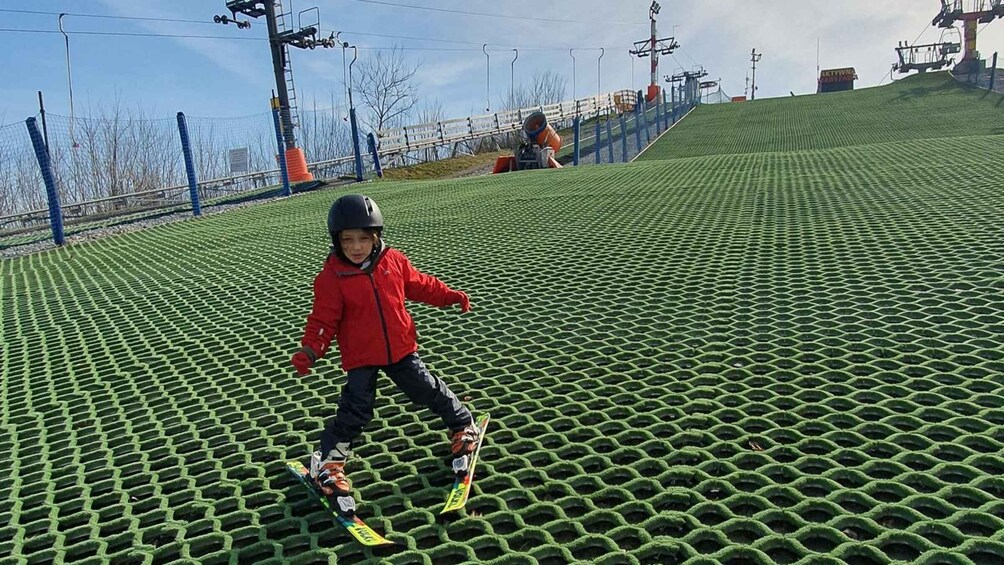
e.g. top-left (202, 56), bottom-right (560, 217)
top-left (291, 347), bottom-right (317, 376)
top-left (448, 291), bottom-right (471, 313)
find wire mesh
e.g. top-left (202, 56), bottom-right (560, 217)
top-left (0, 119), bottom-right (45, 219)
top-left (43, 112), bottom-right (184, 210)
top-left (0, 107), bottom-right (355, 240)
top-left (1, 93), bottom-right (690, 244)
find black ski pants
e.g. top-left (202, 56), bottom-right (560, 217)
top-left (319, 352), bottom-right (472, 455)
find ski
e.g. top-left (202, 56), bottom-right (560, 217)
top-left (285, 460), bottom-right (394, 547)
top-left (440, 413), bottom-right (491, 514)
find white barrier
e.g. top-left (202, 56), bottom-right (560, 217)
top-left (376, 90), bottom-right (639, 155)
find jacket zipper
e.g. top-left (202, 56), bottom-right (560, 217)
top-left (368, 273), bottom-right (393, 364)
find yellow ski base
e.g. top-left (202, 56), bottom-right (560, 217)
top-left (285, 461), bottom-right (393, 547)
top-left (440, 414), bottom-right (490, 514)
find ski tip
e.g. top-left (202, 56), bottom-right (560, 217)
top-left (285, 460), bottom-right (308, 475)
top-left (338, 515), bottom-right (396, 546)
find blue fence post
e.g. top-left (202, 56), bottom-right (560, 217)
top-left (367, 133), bottom-right (383, 178)
top-left (660, 91), bottom-right (665, 130)
top-left (594, 117), bottom-right (602, 164)
top-left (271, 107), bottom-right (292, 197)
top-left (663, 91), bottom-right (670, 130)
top-left (619, 113), bottom-right (628, 162)
top-left (605, 119), bottom-right (614, 162)
top-left (641, 101), bottom-right (651, 146)
top-left (633, 102), bottom-right (643, 155)
top-left (671, 85), bottom-right (677, 124)
top-left (990, 52), bottom-right (998, 91)
top-left (175, 112), bottom-right (201, 216)
top-left (573, 116), bottom-right (581, 166)
top-left (26, 117), bottom-right (65, 245)
top-left (349, 108), bottom-right (364, 182)
top-left (655, 100), bottom-right (663, 134)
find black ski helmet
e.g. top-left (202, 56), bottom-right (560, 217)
top-left (327, 194), bottom-right (383, 243)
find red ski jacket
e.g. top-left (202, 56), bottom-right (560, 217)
top-left (300, 247), bottom-right (462, 371)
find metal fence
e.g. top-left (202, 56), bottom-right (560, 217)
top-left (951, 53), bottom-right (1001, 94)
top-left (376, 90), bottom-right (638, 156)
top-left (1, 87), bottom-right (698, 250)
top-left (559, 93), bottom-right (696, 167)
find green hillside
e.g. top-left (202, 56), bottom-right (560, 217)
top-left (638, 72), bottom-right (1004, 160)
top-left (2, 75), bottom-right (1003, 565)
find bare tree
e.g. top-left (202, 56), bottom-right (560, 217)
top-left (416, 99), bottom-right (446, 162)
top-left (485, 70), bottom-right (570, 150)
top-left (300, 92), bottom-right (352, 165)
top-left (502, 70), bottom-right (567, 111)
top-left (355, 46), bottom-right (420, 133)
top-left (0, 124), bottom-right (45, 217)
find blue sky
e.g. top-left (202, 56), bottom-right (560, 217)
top-left (2, 1), bottom-right (1002, 129)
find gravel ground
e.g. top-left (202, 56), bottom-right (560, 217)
top-left (450, 162), bottom-right (495, 178)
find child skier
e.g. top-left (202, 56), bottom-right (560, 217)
top-left (291, 194), bottom-right (480, 500)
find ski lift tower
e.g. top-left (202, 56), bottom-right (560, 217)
top-left (932, 0), bottom-right (1004, 75)
top-left (699, 79), bottom-right (720, 102)
top-left (630, 1), bottom-right (680, 103)
top-left (218, 1), bottom-right (338, 181)
top-left (664, 72), bottom-right (684, 109)
top-left (892, 38), bottom-right (962, 73)
top-left (666, 67), bottom-right (708, 106)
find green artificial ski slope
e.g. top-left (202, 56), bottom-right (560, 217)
top-left (1, 74), bottom-right (1002, 564)
top-left (638, 72), bottom-right (1004, 160)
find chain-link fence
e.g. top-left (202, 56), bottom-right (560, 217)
top-left (951, 53), bottom-right (1003, 94)
top-left (0, 105), bottom-right (363, 248)
top-left (557, 95), bottom-right (697, 167)
top-left (0, 121), bottom-right (43, 220)
top-left (1, 88), bottom-right (701, 250)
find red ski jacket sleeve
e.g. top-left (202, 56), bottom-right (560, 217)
top-left (402, 254), bottom-right (458, 307)
top-left (300, 269), bottom-right (342, 359)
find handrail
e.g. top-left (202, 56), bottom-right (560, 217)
top-left (376, 89), bottom-right (637, 154)
top-left (3, 90), bottom-right (644, 231)
top-left (0, 168), bottom-right (282, 229)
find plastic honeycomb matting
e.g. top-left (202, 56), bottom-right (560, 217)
top-left (2, 98), bottom-right (1003, 565)
top-left (637, 72), bottom-right (1004, 161)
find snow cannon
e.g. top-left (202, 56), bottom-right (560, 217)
top-left (492, 111), bottom-right (563, 174)
top-left (523, 111), bottom-right (561, 153)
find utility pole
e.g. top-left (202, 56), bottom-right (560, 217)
top-left (647, 2), bottom-right (658, 100)
top-left (57, 14), bottom-right (78, 148)
top-left (630, 1), bottom-right (679, 103)
top-left (750, 49), bottom-right (763, 100)
top-left (510, 48), bottom-right (519, 107)
top-left (597, 48), bottom-right (604, 100)
top-left (483, 44), bottom-right (491, 112)
top-left (217, 2), bottom-right (339, 182)
top-left (217, 1), bottom-right (336, 149)
top-left (264, 2), bottom-right (293, 147)
top-left (570, 49), bottom-right (576, 100)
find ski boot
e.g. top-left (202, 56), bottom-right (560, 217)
top-left (310, 444), bottom-right (355, 516)
top-left (449, 423), bottom-right (481, 477)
